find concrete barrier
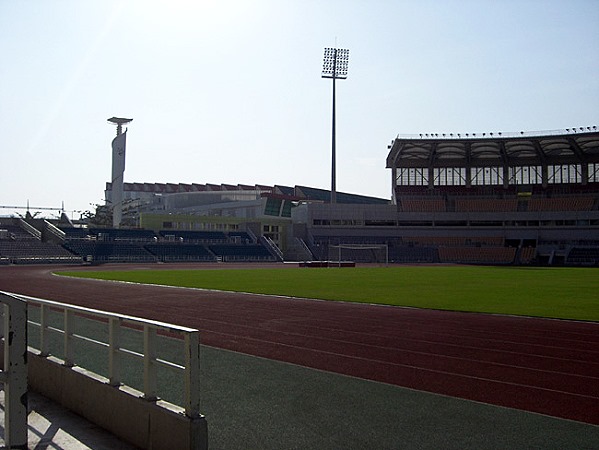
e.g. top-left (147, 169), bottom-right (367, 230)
top-left (28, 350), bottom-right (208, 450)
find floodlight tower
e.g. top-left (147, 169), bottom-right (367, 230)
top-left (107, 117), bottom-right (132, 228)
top-left (322, 47), bottom-right (349, 204)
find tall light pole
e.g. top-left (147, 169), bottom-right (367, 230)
top-left (322, 47), bottom-right (349, 204)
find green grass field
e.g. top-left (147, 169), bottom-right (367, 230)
top-left (57, 266), bottom-right (599, 322)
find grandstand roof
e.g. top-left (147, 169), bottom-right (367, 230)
top-left (294, 186), bottom-right (389, 204)
top-left (106, 182), bottom-right (275, 194)
top-left (386, 128), bottom-right (599, 168)
top-left (105, 182), bottom-right (390, 204)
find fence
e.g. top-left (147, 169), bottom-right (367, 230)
top-left (1, 291), bottom-right (206, 449)
top-left (21, 293), bottom-right (201, 417)
top-left (0, 292), bottom-right (28, 449)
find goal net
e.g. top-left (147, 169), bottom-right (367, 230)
top-left (327, 244), bottom-right (388, 265)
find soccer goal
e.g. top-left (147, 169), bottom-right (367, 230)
top-left (328, 243), bottom-right (389, 265)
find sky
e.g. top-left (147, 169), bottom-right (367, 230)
top-left (1, 0), bottom-right (598, 219)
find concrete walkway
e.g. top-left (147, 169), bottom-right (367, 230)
top-left (200, 345), bottom-right (599, 450)
top-left (0, 389), bottom-right (137, 449)
top-left (2, 345), bottom-right (598, 449)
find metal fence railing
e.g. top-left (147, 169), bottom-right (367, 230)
top-left (12, 293), bottom-right (201, 418)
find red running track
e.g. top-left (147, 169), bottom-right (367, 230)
top-left (1, 264), bottom-right (598, 425)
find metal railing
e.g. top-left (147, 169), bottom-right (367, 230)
top-left (43, 220), bottom-right (67, 242)
top-left (18, 218), bottom-right (41, 240)
top-left (16, 293), bottom-right (201, 418)
top-left (260, 236), bottom-right (284, 261)
top-left (295, 237), bottom-right (314, 260)
top-left (0, 292), bottom-right (28, 449)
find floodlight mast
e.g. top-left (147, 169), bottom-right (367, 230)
top-left (322, 47), bottom-right (349, 204)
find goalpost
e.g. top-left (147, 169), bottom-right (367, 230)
top-left (328, 243), bottom-right (389, 265)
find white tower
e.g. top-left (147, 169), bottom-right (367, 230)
top-left (107, 117), bottom-right (132, 228)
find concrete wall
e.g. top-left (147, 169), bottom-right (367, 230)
top-left (27, 350), bottom-right (207, 450)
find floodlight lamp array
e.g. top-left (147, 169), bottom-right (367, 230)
top-left (322, 48), bottom-right (349, 79)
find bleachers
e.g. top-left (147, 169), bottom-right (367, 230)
top-left (402, 236), bottom-right (505, 247)
top-left (227, 231), bottom-right (253, 243)
top-left (400, 198), bottom-right (446, 212)
top-left (455, 198), bottom-right (518, 212)
top-left (54, 226), bottom-right (272, 264)
top-left (158, 230), bottom-right (227, 243)
top-left (518, 247), bottom-right (537, 264)
top-left (89, 228), bottom-right (157, 241)
top-left (59, 227), bottom-right (90, 239)
top-left (62, 241), bottom-right (155, 263)
top-left (0, 241), bottom-right (81, 264)
top-left (208, 244), bottom-right (275, 262)
top-left (0, 220), bottom-right (81, 264)
top-left (438, 247), bottom-right (516, 265)
top-left (59, 227), bottom-right (157, 241)
top-left (527, 197), bottom-right (595, 212)
top-left (395, 189), bottom-right (598, 214)
top-left (389, 246), bottom-right (437, 263)
top-left (566, 247), bottom-right (599, 265)
top-left (144, 243), bottom-right (216, 262)
top-left (0, 224), bottom-right (37, 240)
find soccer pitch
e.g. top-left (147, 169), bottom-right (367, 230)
top-left (57, 266), bottom-right (599, 322)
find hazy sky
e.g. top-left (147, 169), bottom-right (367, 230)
top-left (1, 0), bottom-right (598, 219)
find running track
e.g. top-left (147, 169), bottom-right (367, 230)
top-left (1, 264), bottom-right (598, 425)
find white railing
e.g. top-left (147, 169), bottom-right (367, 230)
top-left (43, 220), bottom-right (66, 241)
top-left (295, 237), bottom-right (314, 260)
top-left (17, 293), bottom-right (201, 418)
top-left (245, 227), bottom-right (258, 243)
top-left (0, 292), bottom-right (28, 449)
top-left (260, 236), bottom-right (284, 261)
top-left (18, 218), bottom-right (41, 240)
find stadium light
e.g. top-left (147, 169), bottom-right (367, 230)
top-left (322, 47), bottom-right (349, 204)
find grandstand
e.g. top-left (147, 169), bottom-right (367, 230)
top-left (59, 227), bottom-right (278, 263)
top-left (0, 219), bottom-right (81, 264)
top-left (298, 128), bottom-right (599, 266)
top-left (0, 218), bottom-right (278, 264)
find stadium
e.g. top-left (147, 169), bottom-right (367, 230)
top-left (1, 127), bottom-right (598, 449)
top-left (1, 127), bottom-right (599, 267)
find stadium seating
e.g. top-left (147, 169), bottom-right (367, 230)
top-left (400, 199), bottom-right (446, 212)
top-left (455, 199), bottom-right (518, 212)
top-left (0, 240), bottom-right (81, 264)
top-left (208, 244), bottom-right (275, 262)
top-left (63, 241), bottom-right (155, 263)
top-left (59, 227), bottom-right (91, 239)
top-left (389, 246), bottom-right (437, 263)
top-left (158, 230), bottom-right (227, 243)
top-left (566, 247), bottom-right (599, 265)
top-left (438, 247), bottom-right (516, 265)
top-left (527, 197), bottom-right (595, 212)
top-left (402, 236), bottom-right (505, 247)
top-left (518, 247), bottom-right (537, 264)
top-left (0, 224), bottom-right (37, 240)
top-left (227, 231), bottom-right (253, 243)
top-left (144, 243), bottom-right (216, 262)
top-left (89, 228), bottom-right (157, 241)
